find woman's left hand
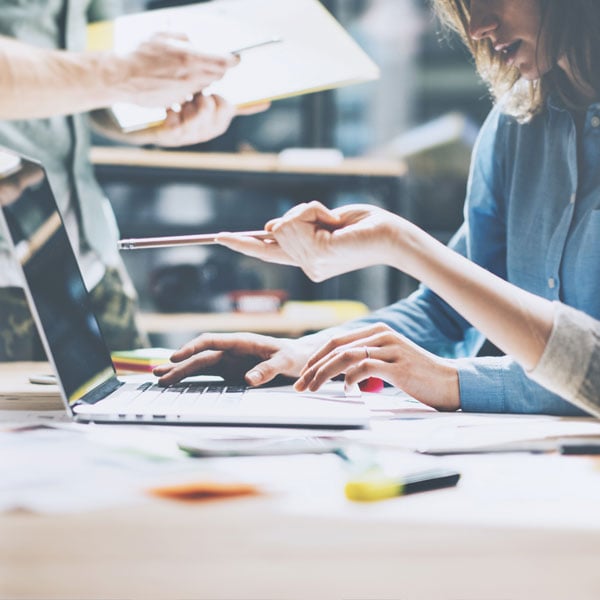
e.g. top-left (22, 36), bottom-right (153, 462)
top-left (295, 323), bottom-right (461, 411)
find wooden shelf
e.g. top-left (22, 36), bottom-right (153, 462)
top-left (137, 310), bottom-right (355, 338)
top-left (91, 147), bottom-right (407, 178)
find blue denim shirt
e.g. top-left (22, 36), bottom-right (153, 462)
top-left (354, 98), bottom-right (600, 415)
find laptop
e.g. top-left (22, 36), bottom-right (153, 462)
top-left (0, 148), bottom-right (369, 428)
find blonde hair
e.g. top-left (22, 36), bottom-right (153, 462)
top-left (432, 0), bottom-right (600, 121)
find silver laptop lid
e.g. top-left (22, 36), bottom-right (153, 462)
top-left (0, 147), bottom-right (119, 412)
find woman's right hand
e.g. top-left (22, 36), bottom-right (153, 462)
top-left (217, 200), bottom-right (414, 282)
top-left (153, 332), bottom-right (321, 387)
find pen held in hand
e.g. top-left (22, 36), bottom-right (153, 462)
top-left (230, 37), bottom-right (283, 56)
top-left (118, 230), bottom-right (274, 250)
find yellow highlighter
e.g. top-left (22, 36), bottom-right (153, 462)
top-left (345, 468), bottom-right (461, 502)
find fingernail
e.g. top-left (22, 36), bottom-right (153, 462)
top-left (246, 370), bottom-right (261, 385)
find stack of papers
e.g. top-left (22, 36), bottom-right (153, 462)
top-left (111, 348), bottom-right (173, 373)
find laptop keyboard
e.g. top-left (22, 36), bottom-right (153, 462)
top-left (100, 381), bottom-right (247, 414)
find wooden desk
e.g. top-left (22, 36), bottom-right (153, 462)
top-left (3, 362), bottom-right (600, 600)
top-left (4, 495), bottom-right (600, 600)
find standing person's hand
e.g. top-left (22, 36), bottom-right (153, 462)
top-left (110, 32), bottom-right (239, 108)
top-left (127, 94), bottom-right (270, 147)
top-left (153, 332), bottom-right (322, 387)
top-left (217, 201), bottom-right (417, 281)
top-left (295, 323), bottom-right (461, 411)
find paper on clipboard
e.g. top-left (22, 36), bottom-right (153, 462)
top-left (87, 0), bottom-right (380, 132)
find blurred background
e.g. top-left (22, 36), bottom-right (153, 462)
top-left (95, 0), bottom-right (493, 346)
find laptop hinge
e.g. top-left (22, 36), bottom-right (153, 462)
top-left (78, 377), bottom-right (124, 405)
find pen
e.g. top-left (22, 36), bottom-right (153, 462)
top-left (118, 230), bottom-right (274, 250)
top-left (230, 37), bottom-right (283, 56)
top-left (345, 468), bottom-right (461, 502)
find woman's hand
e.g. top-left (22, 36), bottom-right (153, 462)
top-left (217, 201), bottom-right (409, 281)
top-left (153, 332), bottom-right (320, 387)
top-left (295, 323), bottom-right (461, 411)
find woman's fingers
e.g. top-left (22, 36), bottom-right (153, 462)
top-left (296, 327), bottom-right (390, 391)
top-left (216, 233), bottom-right (293, 265)
top-left (295, 344), bottom-right (377, 392)
top-left (300, 325), bottom-right (385, 374)
top-left (154, 350), bottom-right (224, 386)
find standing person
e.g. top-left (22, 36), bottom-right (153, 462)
top-left (155, 0), bottom-right (600, 417)
top-left (0, 0), bottom-right (266, 360)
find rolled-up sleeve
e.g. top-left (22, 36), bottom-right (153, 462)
top-left (528, 302), bottom-right (600, 416)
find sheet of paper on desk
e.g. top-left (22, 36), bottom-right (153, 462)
top-left (87, 0), bottom-right (379, 131)
top-left (366, 414), bottom-right (600, 454)
top-left (0, 421), bottom-right (366, 514)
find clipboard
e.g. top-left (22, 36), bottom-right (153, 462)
top-left (87, 0), bottom-right (380, 132)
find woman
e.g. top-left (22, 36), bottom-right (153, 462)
top-left (216, 200), bottom-right (600, 415)
top-left (156, 0), bottom-right (600, 416)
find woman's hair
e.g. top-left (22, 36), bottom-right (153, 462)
top-left (432, 0), bottom-right (600, 121)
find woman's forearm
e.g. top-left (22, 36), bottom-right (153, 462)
top-left (390, 220), bottom-right (554, 370)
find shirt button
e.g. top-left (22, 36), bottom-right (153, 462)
top-left (548, 277), bottom-right (556, 289)
top-left (591, 116), bottom-right (600, 128)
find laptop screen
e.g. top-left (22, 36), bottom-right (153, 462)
top-left (0, 148), bottom-right (116, 406)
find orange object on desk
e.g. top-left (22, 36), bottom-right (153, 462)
top-left (148, 481), bottom-right (262, 503)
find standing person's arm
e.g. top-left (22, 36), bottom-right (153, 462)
top-left (0, 34), bottom-right (238, 120)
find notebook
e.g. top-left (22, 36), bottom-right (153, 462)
top-left (0, 147), bottom-right (368, 428)
top-left (87, 0), bottom-right (380, 132)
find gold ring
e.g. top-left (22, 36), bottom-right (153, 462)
top-left (364, 346), bottom-right (370, 359)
